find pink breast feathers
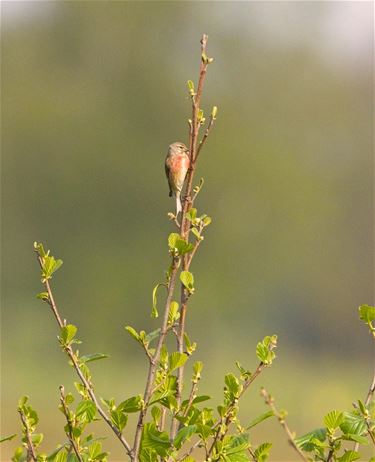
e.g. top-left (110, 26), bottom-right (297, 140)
top-left (170, 154), bottom-right (190, 174)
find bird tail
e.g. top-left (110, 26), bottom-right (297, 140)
top-left (176, 192), bottom-right (182, 215)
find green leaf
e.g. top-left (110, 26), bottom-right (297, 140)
top-left (169, 352), bottom-right (188, 372)
top-left (61, 325), bottom-right (77, 345)
top-left (168, 233), bottom-right (194, 256)
top-left (80, 353), bottom-right (109, 363)
top-left (254, 442), bottom-right (272, 462)
top-left (145, 329), bottom-right (160, 344)
top-left (0, 434), bottom-right (17, 443)
top-left (203, 216), bottom-right (212, 227)
top-left (168, 301), bottom-right (180, 325)
top-left (36, 292), bottom-right (49, 301)
top-left (246, 410), bottom-right (274, 429)
top-left (151, 407), bottom-right (161, 425)
top-left (75, 400), bottom-right (96, 423)
top-left (41, 254), bottom-right (63, 281)
top-left (173, 425), bottom-right (197, 449)
top-left (256, 335), bottom-right (277, 365)
top-left (340, 411), bottom-right (367, 436)
top-left (338, 451), bottom-right (360, 462)
top-left (342, 434), bottom-right (369, 445)
top-left (359, 305), bottom-right (375, 323)
top-left (152, 283), bottom-right (167, 318)
top-left (186, 208), bottom-right (197, 221)
top-left (180, 271), bottom-right (194, 293)
top-left (31, 433), bottom-right (43, 448)
top-left (140, 423), bottom-right (171, 458)
top-left (324, 410), bottom-right (344, 431)
top-left (110, 409), bottom-right (128, 432)
top-left (224, 373), bottom-right (241, 398)
top-left (55, 448), bottom-right (68, 462)
top-left (118, 395), bottom-right (143, 413)
top-left (125, 326), bottom-right (139, 342)
top-left (295, 428), bottom-right (327, 452)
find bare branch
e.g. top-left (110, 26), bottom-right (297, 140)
top-left (261, 388), bottom-right (309, 462)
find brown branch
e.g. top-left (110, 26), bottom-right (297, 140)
top-left (18, 409), bottom-right (37, 462)
top-left (133, 257), bottom-right (180, 461)
top-left (59, 385), bottom-right (83, 462)
top-left (261, 388), bottom-right (309, 462)
top-left (171, 33), bottom-right (213, 441)
top-left (35, 253), bottom-right (133, 459)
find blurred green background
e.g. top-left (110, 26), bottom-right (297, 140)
top-left (1, 1), bottom-right (374, 461)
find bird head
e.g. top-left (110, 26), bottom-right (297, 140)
top-left (169, 142), bottom-right (189, 156)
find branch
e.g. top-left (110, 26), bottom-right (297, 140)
top-left (18, 409), bottom-right (37, 462)
top-left (260, 388), bottom-right (309, 462)
top-left (171, 32), bottom-right (214, 441)
top-left (133, 257), bottom-right (180, 461)
top-left (59, 385), bottom-right (83, 462)
top-left (35, 253), bottom-right (133, 459)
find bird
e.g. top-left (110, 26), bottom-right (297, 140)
top-left (165, 142), bottom-right (190, 215)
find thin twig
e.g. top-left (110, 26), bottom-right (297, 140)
top-left (59, 385), bottom-right (84, 462)
top-left (261, 388), bottom-right (309, 462)
top-left (354, 370), bottom-right (375, 452)
top-left (195, 113), bottom-right (216, 163)
top-left (183, 380), bottom-right (199, 418)
top-left (35, 253), bottom-right (133, 459)
top-left (18, 409), bottom-right (37, 462)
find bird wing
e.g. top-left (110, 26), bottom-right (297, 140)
top-left (165, 156), bottom-right (173, 197)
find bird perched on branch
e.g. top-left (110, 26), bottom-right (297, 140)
top-left (165, 142), bottom-right (190, 215)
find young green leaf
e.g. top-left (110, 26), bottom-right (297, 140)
top-left (140, 423), bottom-right (171, 458)
top-left (60, 324), bottom-right (77, 345)
top-left (118, 395), bottom-right (143, 413)
top-left (168, 301), bottom-right (180, 325)
top-left (169, 352), bottom-right (188, 372)
top-left (180, 271), bottom-right (194, 294)
top-left (337, 451), bottom-right (360, 462)
top-left (224, 373), bottom-right (241, 398)
top-left (80, 353), bottom-right (109, 363)
top-left (173, 425), bottom-right (197, 449)
top-left (246, 410), bottom-right (274, 429)
top-left (324, 410), bottom-right (344, 431)
top-left (75, 400), bottom-right (97, 423)
top-left (256, 335), bottom-right (277, 365)
top-left (125, 326), bottom-right (140, 342)
top-left (152, 283), bottom-right (167, 318)
top-left (110, 409), bottom-right (128, 432)
top-left (254, 442), bottom-right (272, 462)
top-left (295, 428), bottom-right (327, 452)
top-left (359, 304), bottom-right (375, 323)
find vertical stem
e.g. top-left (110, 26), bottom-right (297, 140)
top-left (170, 33), bottom-right (210, 441)
top-left (133, 258), bottom-right (180, 461)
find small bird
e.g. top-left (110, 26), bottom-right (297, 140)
top-left (165, 142), bottom-right (190, 215)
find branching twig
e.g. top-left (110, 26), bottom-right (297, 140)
top-left (59, 385), bottom-right (83, 462)
top-left (261, 388), bottom-right (309, 462)
top-left (18, 409), bottom-right (37, 462)
top-left (207, 363), bottom-right (265, 458)
top-left (35, 253), bottom-right (133, 459)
